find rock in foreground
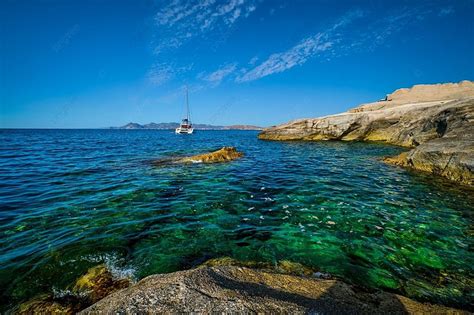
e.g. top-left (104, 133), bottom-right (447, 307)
top-left (81, 266), bottom-right (465, 314)
top-left (258, 81), bottom-right (474, 185)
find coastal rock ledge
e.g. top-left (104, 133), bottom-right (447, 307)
top-left (258, 81), bottom-right (474, 185)
top-left (80, 265), bottom-right (465, 314)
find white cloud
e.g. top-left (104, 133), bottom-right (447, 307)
top-left (439, 6), bottom-right (454, 17)
top-left (153, 0), bottom-right (258, 53)
top-left (236, 9), bottom-right (366, 82)
top-left (248, 56), bottom-right (259, 65)
top-left (236, 6), bottom-right (442, 83)
top-left (147, 63), bottom-right (193, 86)
top-left (147, 64), bottom-right (173, 85)
top-left (202, 63), bottom-right (238, 86)
top-left (237, 34), bottom-right (333, 82)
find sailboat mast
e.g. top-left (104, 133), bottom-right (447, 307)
top-left (185, 86), bottom-right (190, 122)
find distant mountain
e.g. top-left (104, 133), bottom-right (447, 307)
top-left (110, 122), bottom-right (263, 130)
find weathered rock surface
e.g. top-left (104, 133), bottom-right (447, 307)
top-left (80, 265), bottom-right (466, 314)
top-left (153, 146), bottom-right (244, 166)
top-left (384, 130), bottom-right (474, 185)
top-left (258, 81), bottom-right (474, 185)
top-left (351, 80), bottom-right (474, 112)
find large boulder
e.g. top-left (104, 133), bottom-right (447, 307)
top-left (80, 265), bottom-right (465, 314)
top-left (384, 131), bottom-right (474, 186)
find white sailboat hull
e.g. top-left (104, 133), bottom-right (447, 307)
top-left (175, 127), bottom-right (194, 134)
top-left (175, 86), bottom-right (193, 134)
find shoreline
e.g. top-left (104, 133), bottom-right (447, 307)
top-left (17, 258), bottom-right (472, 314)
top-left (258, 81), bottom-right (474, 186)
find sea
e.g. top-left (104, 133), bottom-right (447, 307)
top-left (0, 129), bottom-right (472, 310)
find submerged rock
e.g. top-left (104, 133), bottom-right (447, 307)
top-left (178, 146), bottom-right (243, 163)
top-left (16, 294), bottom-right (82, 314)
top-left (258, 81), bottom-right (474, 186)
top-left (80, 265), bottom-right (466, 314)
top-left (16, 264), bottom-right (130, 314)
top-left (153, 147), bottom-right (244, 166)
top-left (73, 264), bottom-right (130, 304)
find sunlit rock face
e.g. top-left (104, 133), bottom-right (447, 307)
top-left (152, 147), bottom-right (244, 166)
top-left (80, 265), bottom-right (464, 314)
top-left (258, 81), bottom-right (474, 185)
top-left (178, 146), bottom-right (244, 163)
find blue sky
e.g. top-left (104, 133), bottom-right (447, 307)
top-left (1, 0), bottom-right (473, 128)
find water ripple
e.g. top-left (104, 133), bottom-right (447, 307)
top-left (0, 129), bottom-right (473, 310)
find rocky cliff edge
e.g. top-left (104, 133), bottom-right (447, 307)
top-left (258, 81), bottom-right (474, 186)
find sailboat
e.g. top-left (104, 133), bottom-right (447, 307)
top-left (175, 86), bottom-right (194, 134)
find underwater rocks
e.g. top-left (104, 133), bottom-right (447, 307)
top-left (72, 264), bottom-right (130, 303)
top-left (153, 147), bottom-right (244, 166)
top-left (258, 81), bottom-right (474, 186)
top-left (17, 264), bottom-right (130, 314)
top-left (80, 265), bottom-right (465, 314)
top-left (179, 146), bottom-right (243, 163)
top-left (16, 294), bottom-right (82, 314)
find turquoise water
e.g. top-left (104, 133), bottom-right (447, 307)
top-left (0, 129), bottom-right (473, 310)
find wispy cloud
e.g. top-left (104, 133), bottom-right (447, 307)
top-left (147, 64), bottom-right (173, 86)
top-left (236, 10), bottom-right (364, 83)
top-left (237, 6), bottom-right (448, 83)
top-left (248, 56), bottom-right (259, 65)
top-left (237, 34), bottom-right (333, 82)
top-left (438, 6), bottom-right (454, 17)
top-left (148, 3), bottom-right (455, 89)
top-left (147, 63), bottom-right (193, 86)
top-left (153, 0), bottom-right (258, 53)
top-left (202, 63), bottom-right (237, 86)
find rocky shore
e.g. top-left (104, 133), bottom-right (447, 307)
top-left (82, 262), bottom-right (467, 314)
top-left (259, 81), bottom-right (474, 186)
top-left (18, 260), bottom-right (467, 314)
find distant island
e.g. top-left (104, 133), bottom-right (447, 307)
top-left (110, 122), bottom-right (263, 130)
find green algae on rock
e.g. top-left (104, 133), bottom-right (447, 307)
top-left (73, 264), bottom-right (130, 304)
top-left (16, 264), bottom-right (130, 314)
top-left (17, 294), bottom-right (83, 315)
top-left (152, 146), bottom-right (244, 166)
top-left (179, 146), bottom-right (244, 163)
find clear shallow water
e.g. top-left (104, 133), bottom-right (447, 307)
top-left (0, 129), bottom-right (473, 310)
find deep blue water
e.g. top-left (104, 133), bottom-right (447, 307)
top-left (0, 129), bottom-right (473, 310)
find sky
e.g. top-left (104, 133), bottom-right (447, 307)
top-left (1, 0), bottom-right (473, 128)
